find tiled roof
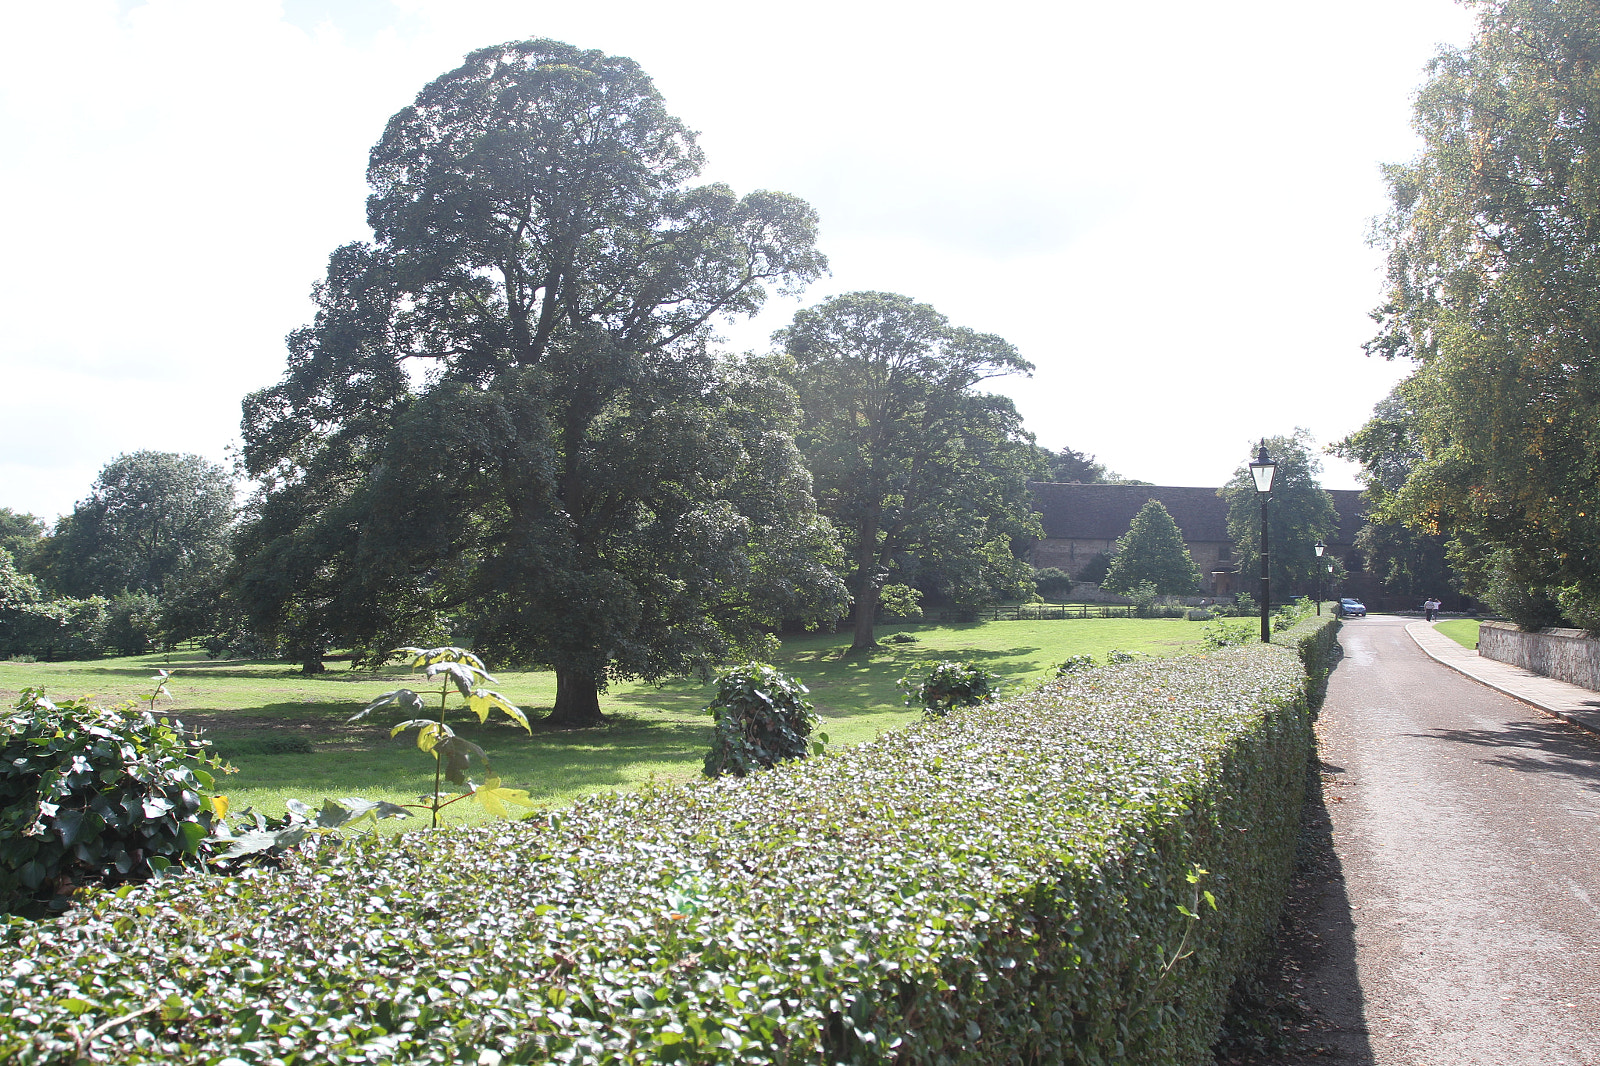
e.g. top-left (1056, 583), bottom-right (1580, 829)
top-left (1030, 483), bottom-right (1368, 546)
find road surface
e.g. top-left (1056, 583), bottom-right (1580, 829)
top-left (1272, 613), bottom-right (1600, 1065)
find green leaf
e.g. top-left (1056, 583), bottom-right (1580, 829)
top-left (351, 689), bottom-right (426, 722)
top-left (467, 688), bottom-right (531, 733)
top-left (467, 776), bottom-right (537, 818)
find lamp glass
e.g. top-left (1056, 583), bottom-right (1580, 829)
top-left (1248, 444), bottom-right (1277, 494)
top-left (1314, 540), bottom-right (1326, 557)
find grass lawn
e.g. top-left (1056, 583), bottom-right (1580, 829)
top-left (0, 616), bottom-right (1223, 826)
top-left (1434, 617), bottom-right (1482, 649)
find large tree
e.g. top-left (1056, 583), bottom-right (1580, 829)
top-left (778, 291), bottom-right (1043, 650)
top-left (1102, 500), bottom-right (1202, 596)
top-left (34, 452), bottom-right (234, 605)
top-left (237, 40), bottom-right (843, 722)
top-left (1220, 432), bottom-right (1339, 601)
top-left (1366, 0), bottom-right (1600, 627)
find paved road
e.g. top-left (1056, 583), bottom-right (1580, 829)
top-left (1297, 613), bottom-right (1600, 1065)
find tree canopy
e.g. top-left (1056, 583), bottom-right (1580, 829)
top-left (0, 510), bottom-right (45, 574)
top-left (1102, 500), bottom-right (1202, 596)
top-left (778, 291), bottom-right (1042, 649)
top-left (1364, 0), bottom-right (1600, 627)
top-left (1220, 432), bottom-right (1339, 601)
top-left (34, 452), bottom-right (234, 606)
top-left (236, 39), bottom-right (843, 720)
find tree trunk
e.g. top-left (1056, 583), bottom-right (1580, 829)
top-left (849, 516), bottom-right (882, 651)
top-left (850, 578), bottom-right (880, 651)
top-left (548, 667), bottom-right (604, 727)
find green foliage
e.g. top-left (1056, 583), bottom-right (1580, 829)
top-left (898, 659), bottom-right (1002, 716)
top-left (1362, 1), bottom-right (1600, 629)
top-left (349, 646), bottom-right (535, 827)
top-left (876, 583), bottom-right (923, 620)
top-left (701, 663), bottom-right (825, 778)
top-left (1103, 500), bottom-right (1203, 596)
top-left (0, 643), bottom-right (1315, 1064)
top-left (0, 686), bottom-right (225, 916)
top-left (1032, 566), bottom-right (1074, 599)
top-left (103, 591), bottom-right (162, 656)
top-left (0, 509), bottom-right (44, 573)
top-left (0, 549), bottom-right (109, 662)
top-left (237, 40), bottom-right (842, 720)
top-left (35, 452), bottom-right (234, 609)
top-left (1106, 647), bottom-right (1139, 664)
top-left (1040, 444), bottom-right (1111, 483)
top-left (779, 290), bottom-right (1043, 650)
top-left (1055, 653), bottom-right (1095, 676)
top-left (1221, 432), bottom-right (1340, 600)
top-left (1204, 620), bottom-right (1255, 649)
top-left (1075, 549), bottom-right (1113, 584)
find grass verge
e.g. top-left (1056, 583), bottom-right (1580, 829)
top-left (1434, 618), bottom-right (1480, 649)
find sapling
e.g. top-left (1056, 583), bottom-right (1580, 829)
top-left (350, 646), bottom-right (537, 826)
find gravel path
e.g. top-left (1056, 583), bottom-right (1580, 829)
top-left (1278, 614), bottom-right (1600, 1065)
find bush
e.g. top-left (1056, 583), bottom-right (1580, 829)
top-left (877, 584), bottom-right (923, 620)
top-left (0, 646), bottom-right (1317, 1064)
top-left (898, 659), bottom-right (1002, 716)
top-left (1185, 607), bottom-right (1216, 621)
top-left (1032, 566), bottom-right (1074, 599)
top-left (0, 688), bottom-right (224, 917)
top-left (1055, 653), bottom-right (1096, 677)
top-left (703, 663), bottom-right (825, 777)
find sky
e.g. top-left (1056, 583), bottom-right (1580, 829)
top-left (0, 0), bottom-right (1480, 522)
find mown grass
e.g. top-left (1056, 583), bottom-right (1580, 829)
top-left (0, 617), bottom-right (1217, 825)
top-left (1434, 617), bottom-right (1482, 649)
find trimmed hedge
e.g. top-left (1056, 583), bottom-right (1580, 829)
top-left (0, 635), bottom-right (1332, 1065)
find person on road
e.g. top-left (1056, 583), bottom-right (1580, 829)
top-left (1423, 596), bottom-right (1440, 622)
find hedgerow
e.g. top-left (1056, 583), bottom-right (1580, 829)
top-left (0, 635), bottom-right (1331, 1065)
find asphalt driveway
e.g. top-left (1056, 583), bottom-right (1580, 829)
top-left (1276, 613), bottom-right (1600, 1065)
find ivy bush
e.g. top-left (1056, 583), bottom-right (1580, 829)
top-left (898, 659), bottom-right (1002, 716)
top-left (702, 663), bottom-right (825, 777)
top-left (0, 689), bottom-right (224, 917)
top-left (1055, 653), bottom-right (1096, 677)
top-left (0, 636), bottom-right (1335, 1064)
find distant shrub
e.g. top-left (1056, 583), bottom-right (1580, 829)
top-left (1032, 566), bottom-right (1074, 599)
top-left (1055, 654), bottom-right (1095, 677)
top-left (1076, 549), bottom-right (1112, 584)
top-left (877, 583), bottom-right (924, 620)
top-left (1205, 620), bottom-right (1255, 649)
top-left (703, 663), bottom-right (825, 777)
top-left (900, 659), bottom-right (1002, 716)
top-left (1186, 608), bottom-right (1216, 621)
top-left (1106, 647), bottom-right (1139, 664)
top-left (886, 631), bottom-right (918, 644)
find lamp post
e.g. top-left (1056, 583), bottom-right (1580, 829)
top-left (1249, 442), bottom-right (1278, 642)
top-left (1313, 540), bottom-right (1326, 615)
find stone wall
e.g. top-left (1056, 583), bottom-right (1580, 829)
top-left (1477, 621), bottom-right (1600, 692)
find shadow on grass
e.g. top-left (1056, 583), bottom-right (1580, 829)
top-left (217, 715), bottom-right (714, 803)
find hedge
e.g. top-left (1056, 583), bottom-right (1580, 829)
top-left (0, 625), bottom-right (1337, 1065)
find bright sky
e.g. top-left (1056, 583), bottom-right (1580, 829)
top-left (0, 0), bottom-right (1477, 522)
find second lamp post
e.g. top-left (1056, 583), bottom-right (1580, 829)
top-left (1249, 442), bottom-right (1278, 642)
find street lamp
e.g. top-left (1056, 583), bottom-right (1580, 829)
top-left (1249, 442), bottom-right (1278, 642)
top-left (1313, 540), bottom-right (1326, 615)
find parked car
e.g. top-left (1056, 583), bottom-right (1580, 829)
top-left (1338, 597), bottom-right (1367, 617)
